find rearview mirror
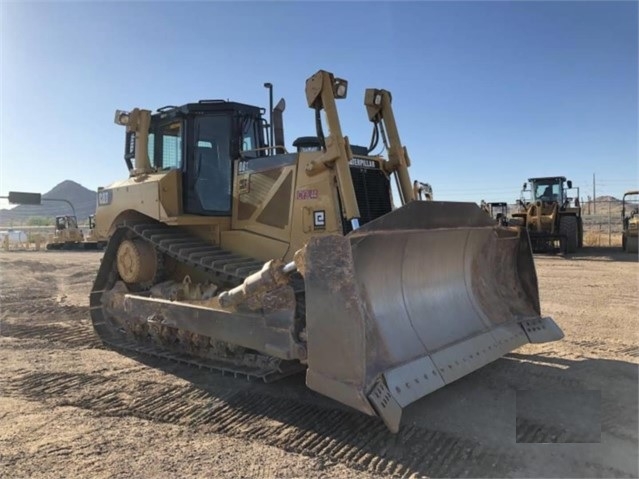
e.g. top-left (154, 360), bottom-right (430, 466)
top-left (567, 180), bottom-right (572, 189)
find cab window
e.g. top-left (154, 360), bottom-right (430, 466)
top-left (239, 116), bottom-right (260, 159)
top-left (160, 122), bottom-right (182, 169)
top-left (149, 121), bottom-right (183, 170)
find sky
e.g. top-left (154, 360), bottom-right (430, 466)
top-left (1, 0), bottom-right (637, 210)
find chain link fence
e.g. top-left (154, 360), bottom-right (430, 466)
top-left (580, 199), bottom-right (630, 247)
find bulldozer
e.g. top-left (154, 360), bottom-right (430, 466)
top-left (46, 215), bottom-right (85, 250)
top-left (511, 176), bottom-right (583, 254)
top-left (46, 214), bottom-right (107, 251)
top-left (83, 214), bottom-right (108, 250)
top-left (90, 69), bottom-right (564, 433)
top-left (622, 190), bottom-right (638, 254)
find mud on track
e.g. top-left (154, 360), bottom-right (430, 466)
top-left (0, 249), bottom-right (637, 478)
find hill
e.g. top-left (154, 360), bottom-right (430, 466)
top-left (0, 180), bottom-right (97, 226)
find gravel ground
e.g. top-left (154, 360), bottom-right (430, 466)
top-left (0, 248), bottom-right (637, 478)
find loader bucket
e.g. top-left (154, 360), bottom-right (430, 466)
top-left (298, 201), bottom-right (563, 432)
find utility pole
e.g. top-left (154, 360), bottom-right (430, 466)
top-left (608, 199), bottom-right (611, 246)
top-left (593, 172), bottom-right (596, 214)
top-left (587, 195), bottom-right (592, 215)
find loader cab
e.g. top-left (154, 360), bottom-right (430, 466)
top-left (147, 100), bottom-right (267, 216)
top-left (622, 191), bottom-right (639, 226)
top-left (488, 202), bottom-right (508, 223)
top-left (526, 177), bottom-right (566, 205)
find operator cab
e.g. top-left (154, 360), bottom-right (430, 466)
top-left (56, 215), bottom-right (78, 230)
top-left (142, 100), bottom-right (268, 216)
top-left (523, 176), bottom-right (574, 206)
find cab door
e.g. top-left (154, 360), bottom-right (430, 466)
top-left (183, 114), bottom-right (233, 216)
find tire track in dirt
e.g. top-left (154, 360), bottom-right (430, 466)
top-left (0, 301), bottom-right (89, 322)
top-left (5, 370), bottom-right (516, 479)
top-left (600, 396), bottom-right (639, 443)
top-left (0, 321), bottom-right (102, 349)
top-left (473, 355), bottom-right (638, 446)
top-left (0, 292), bottom-right (53, 304)
top-left (0, 259), bottom-right (57, 273)
top-left (474, 356), bottom-right (585, 389)
top-left (564, 339), bottom-right (639, 358)
top-left (516, 418), bottom-right (589, 443)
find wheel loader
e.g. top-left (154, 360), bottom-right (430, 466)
top-left (622, 190), bottom-right (638, 254)
top-left (481, 201), bottom-right (509, 226)
top-left (413, 180), bottom-right (434, 201)
top-left (90, 69), bottom-right (563, 433)
top-left (511, 176), bottom-right (583, 254)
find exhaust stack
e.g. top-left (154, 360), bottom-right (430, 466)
top-left (273, 98), bottom-right (286, 154)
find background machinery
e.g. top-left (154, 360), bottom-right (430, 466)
top-left (90, 69), bottom-right (563, 433)
top-left (622, 190), bottom-right (638, 254)
top-left (83, 214), bottom-right (108, 250)
top-left (481, 201), bottom-right (509, 226)
top-left (413, 180), bottom-right (434, 201)
top-left (46, 215), bottom-right (85, 250)
top-left (511, 176), bottom-right (583, 254)
top-left (46, 214), bottom-right (107, 250)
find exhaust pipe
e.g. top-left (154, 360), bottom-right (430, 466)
top-left (263, 83), bottom-right (274, 150)
top-left (273, 98), bottom-right (286, 154)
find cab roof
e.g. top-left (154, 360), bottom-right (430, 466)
top-left (528, 176), bottom-right (567, 182)
top-left (152, 100), bottom-right (264, 120)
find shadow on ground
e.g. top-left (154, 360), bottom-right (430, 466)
top-left (535, 246), bottom-right (638, 262)
top-left (112, 346), bottom-right (638, 479)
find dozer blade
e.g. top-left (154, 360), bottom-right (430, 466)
top-left (298, 201), bottom-right (563, 433)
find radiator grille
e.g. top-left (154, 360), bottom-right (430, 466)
top-left (342, 167), bottom-right (393, 234)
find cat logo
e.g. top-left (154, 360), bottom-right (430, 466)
top-left (349, 157), bottom-right (377, 169)
top-left (97, 189), bottom-right (112, 206)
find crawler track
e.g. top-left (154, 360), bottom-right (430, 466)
top-left (89, 221), bottom-right (304, 383)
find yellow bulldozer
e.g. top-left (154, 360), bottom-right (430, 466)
top-left (46, 215), bottom-right (85, 250)
top-left (46, 214), bottom-right (107, 250)
top-left (90, 69), bottom-right (563, 432)
top-left (83, 214), bottom-right (108, 250)
top-left (622, 190), bottom-right (638, 254)
top-left (511, 176), bottom-right (583, 254)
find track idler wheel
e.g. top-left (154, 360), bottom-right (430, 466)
top-left (116, 239), bottom-right (157, 285)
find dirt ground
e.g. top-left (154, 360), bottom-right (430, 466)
top-left (1, 248), bottom-right (637, 478)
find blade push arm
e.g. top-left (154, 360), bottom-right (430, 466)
top-left (305, 70), bottom-right (361, 229)
top-left (114, 108), bottom-right (153, 177)
top-left (364, 89), bottom-right (415, 205)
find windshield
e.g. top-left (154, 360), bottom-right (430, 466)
top-left (532, 180), bottom-right (562, 203)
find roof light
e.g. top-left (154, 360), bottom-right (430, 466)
top-left (114, 110), bottom-right (130, 126)
top-left (333, 78), bottom-right (348, 99)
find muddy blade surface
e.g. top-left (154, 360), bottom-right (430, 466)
top-left (302, 201), bottom-right (564, 432)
